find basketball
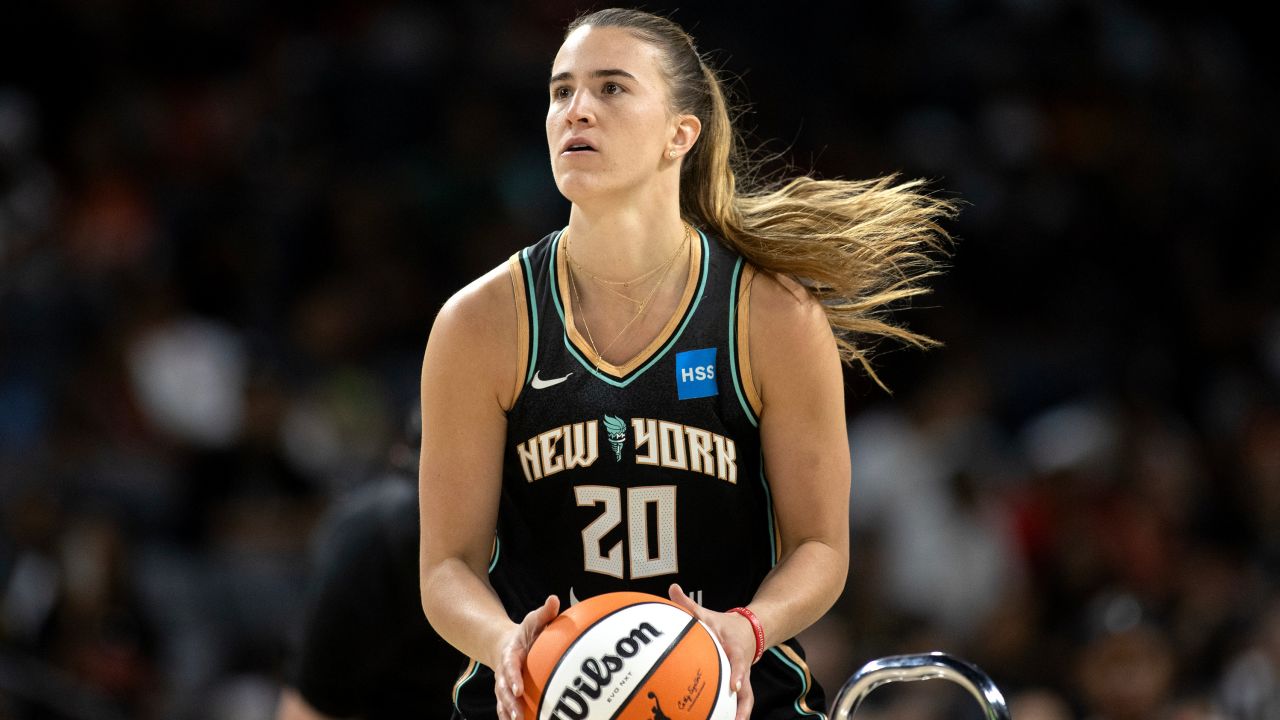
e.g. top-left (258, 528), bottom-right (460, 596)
top-left (521, 591), bottom-right (735, 720)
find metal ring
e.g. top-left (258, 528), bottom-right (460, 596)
top-left (829, 652), bottom-right (1011, 720)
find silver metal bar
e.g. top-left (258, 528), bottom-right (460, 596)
top-left (830, 652), bottom-right (1011, 720)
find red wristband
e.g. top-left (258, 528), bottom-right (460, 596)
top-left (727, 606), bottom-right (765, 664)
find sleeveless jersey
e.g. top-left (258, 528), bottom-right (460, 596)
top-left (451, 228), bottom-right (827, 719)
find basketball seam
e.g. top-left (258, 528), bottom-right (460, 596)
top-left (604, 616), bottom-right (697, 720)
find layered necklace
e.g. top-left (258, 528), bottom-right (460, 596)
top-left (566, 223), bottom-right (692, 369)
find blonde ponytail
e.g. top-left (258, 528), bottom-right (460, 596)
top-left (568, 9), bottom-right (958, 389)
top-left (719, 175), bottom-right (956, 387)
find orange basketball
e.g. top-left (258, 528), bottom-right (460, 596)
top-left (521, 591), bottom-right (735, 720)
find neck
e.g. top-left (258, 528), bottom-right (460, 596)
top-left (564, 196), bottom-right (687, 280)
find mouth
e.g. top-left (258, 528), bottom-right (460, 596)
top-left (561, 140), bottom-right (597, 155)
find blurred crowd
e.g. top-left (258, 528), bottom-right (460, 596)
top-left (0, 1), bottom-right (1275, 719)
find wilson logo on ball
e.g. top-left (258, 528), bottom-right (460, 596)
top-left (551, 621), bottom-right (668, 716)
top-left (523, 592), bottom-right (735, 720)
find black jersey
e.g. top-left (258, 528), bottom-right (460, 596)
top-left (452, 229), bottom-right (827, 719)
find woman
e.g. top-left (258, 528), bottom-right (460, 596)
top-left (419, 9), bottom-right (954, 720)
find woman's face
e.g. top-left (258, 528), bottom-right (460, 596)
top-left (546, 25), bottom-right (686, 204)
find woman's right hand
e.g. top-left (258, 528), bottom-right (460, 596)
top-left (494, 594), bottom-right (561, 720)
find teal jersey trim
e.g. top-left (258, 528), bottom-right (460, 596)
top-left (488, 537), bottom-right (501, 573)
top-left (728, 257), bottom-right (760, 427)
top-left (452, 662), bottom-right (481, 713)
top-left (759, 450), bottom-right (778, 567)
top-left (767, 647), bottom-right (827, 719)
top-left (521, 245), bottom-right (540, 385)
top-left (549, 229), bottom-right (711, 388)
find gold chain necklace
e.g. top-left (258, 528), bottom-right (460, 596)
top-left (566, 225), bottom-right (691, 368)
top-left (568, 224), bottom-right (690, 290)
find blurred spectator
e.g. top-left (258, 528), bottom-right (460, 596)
top-left (1218, 595), bottom-right (1280, 720)
top-left (275, 474), bottom-right (463, 719)
top-left (1009, 689), bottom-right (1073, 720)
top-left (274, 408), bottom-right (463, 719)
top-left (846, 362), bottom-right (1023, 646)
top-left (1074, 592), bottom-right (1177, 720)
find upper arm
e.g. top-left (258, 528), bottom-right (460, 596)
top-left (418, 264), bottom-right (521, 576)
top-left (748, 272), bottom-right (851, 558)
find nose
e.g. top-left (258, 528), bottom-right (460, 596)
top-left (565, 89), bottom-right (596, 126)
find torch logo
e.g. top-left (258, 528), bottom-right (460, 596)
top-left (603, 414), bottom-right (627, 462)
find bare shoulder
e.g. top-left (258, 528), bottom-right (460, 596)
top-left (434, 263), bottom-right (517, 337)
top-left (746, 269), bottom-right (840, 406)
top-left (748, 270), bottom-right (830, 344)
top-left (424, 261), bottom-right (521, 411)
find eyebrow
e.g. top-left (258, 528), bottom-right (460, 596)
top-left (548, 68), bottom-right (638, 85)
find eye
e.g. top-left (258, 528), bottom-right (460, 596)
top-left (552, 85), bottom-right (572, 100)
top-left (602, 81), bottom-right (623, 95)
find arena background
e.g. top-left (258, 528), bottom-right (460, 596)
top-left (1, 1), bottom-right (1276, 718)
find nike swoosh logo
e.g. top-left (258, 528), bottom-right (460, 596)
top-left (569, 586), bottom-right (581, 607)
top-left (530, 371), bottom-right (572, 389)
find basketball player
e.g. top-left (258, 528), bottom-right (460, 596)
top-left (418, 9), bottom-right (955, 720)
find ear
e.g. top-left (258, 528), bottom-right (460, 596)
top-left (667, 113), bottom-right (702, 160)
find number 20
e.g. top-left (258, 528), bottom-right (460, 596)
top-left (575, 485), bottom-right (677, 579)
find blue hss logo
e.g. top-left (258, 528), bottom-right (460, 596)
top-left (675, 348), bottom-right (717, 400)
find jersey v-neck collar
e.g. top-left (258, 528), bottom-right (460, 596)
top-left (549, 228), bottom-right (709, 387)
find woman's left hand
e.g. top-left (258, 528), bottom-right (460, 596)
top-left (668, 584), bottom-right (758, 720)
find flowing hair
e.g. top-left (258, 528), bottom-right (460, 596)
top-left (565, 9), bottom-right (958, 389)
